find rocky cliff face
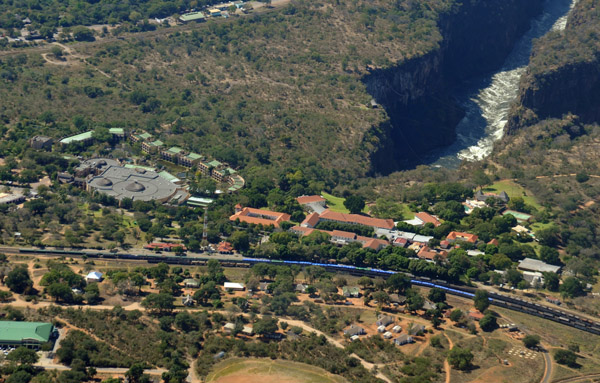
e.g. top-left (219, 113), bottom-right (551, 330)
top-left (363, 0), bottom-right (544, 173)
top-left (506, 0), bottom-right (600, 134)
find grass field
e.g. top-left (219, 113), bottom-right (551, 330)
top-left (321, 192), bottom-right (369, 214)
top-left (483, 180), bottom-right (542, 210)
top-left (206, 358), bottom-right (348, 383)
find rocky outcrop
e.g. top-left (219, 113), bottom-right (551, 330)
top-left (363, 0), bottom-right (544, 173)
top-left (506, 0), bottom-right (600, 134)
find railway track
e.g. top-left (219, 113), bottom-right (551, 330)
top-left (6, 246), bottom-right (600, 335)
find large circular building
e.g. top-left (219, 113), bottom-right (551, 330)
top-left (86, 164), bottom-right (181, 203)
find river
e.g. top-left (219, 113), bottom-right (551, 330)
top-left (427, 0), bottom-right (577, 168)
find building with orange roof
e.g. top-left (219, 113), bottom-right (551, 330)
top-left (316, 210), bottom-right (395, 230)
top-left (301, 212), bottom-right (321, 228)
top-left (296, 195), bottom-right (326, 206)
top-left (414, 212), bottom-right (441, 227)
top-left (404, 212), bottom-right (441, 227)
top-left (446, 231), bottom-right (479, 244)
top-left (230, 206), bottom-right (291, 228)
top-left (217, 241), bottom-right (234, 254)
top-left (289, 226), bottom-right (388, 250)
top-left (487, 238), bottom-right (499, 246)
top-left (417, 246), bottom-right (446, 261)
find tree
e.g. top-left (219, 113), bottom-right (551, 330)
top-left (473, 290), bottom-right (490, 312)
top-left (126, 363), bottom-right (150, 383)
top-left (193, 281), bottom-right (221, 306)
top-left (6, 267), bottom-right (33, 294)
top-left (357, 276), bottom-right (373, 289)
top-left (72, 26), bottom-right (95, 41)
top-left (428, 288), bottom-right (446, 303)
top-left (254, 316), bottom-right (278, 336)
top-left (230, 231), bottom-right (250, 252)
top-left (523, 335), bottom-right (541, 349)
top-left (448, 347), bottom-right (474, 370)
top-left (479, 313), bottom-right (497, 332)
top-left (543, 272), bottom-right (560, 291)
top-left (142, 293), bottom-right (175, 315)
top-left (539, 246), bottom-right (560, 265)
top-left (372, 290), bottom-right (390, 308)
top-left (472, 170), bottom-right (491, 190)
top-left (554, 349), bottom-right (578, 367)
top-left (560, 277), bottom-right (584, 298)
top-left (174, 312), bottom-right (199, 332)
top-left (7, 346), bottom-right (39, 365)
top-left (343, 195), bottom-right (366, 214)
top-left (6, 371), bottom-right (33, 383)
top-left (449, 309), bottom-right (463, 322)
top-left (406, 288), bottom-right (424, 312)
top-left (47, 282), bottom-right (73, 302)
top-left (575, 172), bottom-right (589, 183)
top-left (386, 273), bottom-right (411, 294)
top-left (0, 290), bottom-right (13, 302)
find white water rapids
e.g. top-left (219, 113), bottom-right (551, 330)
top-left (428, 0), bottom-right (578, 168)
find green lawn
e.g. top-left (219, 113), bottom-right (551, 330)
top-left (483, 180), bottom-right (542, 210)
top-left (321, 191), bottom-right (369, 214)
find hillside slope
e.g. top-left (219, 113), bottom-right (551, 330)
top-left (0, 0), bottom-right (542, 182)
top-left (506, 0), bottom-right (600, 133)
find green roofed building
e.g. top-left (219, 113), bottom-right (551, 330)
top-left (180, 152), bottom-right (202, 168)
top-left (108, 127), bottom-right (125, 137)
top-left (179, 11), bottom-right (206, 23)
top-left (0, 321), bottom-right (54, 349)
top-left (59, 131), bottom-right (93, 145)
top-left (161, 147), bottom-right (184, 163)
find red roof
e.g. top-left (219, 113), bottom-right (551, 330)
top-left (230, 207), bottom-right (291, 228)
top-left (301, 212), bottom-right (321, 228)
top-left (318, 210), bottom-right (395, 230)
top-left (468, 310), bottom-right (485, 321)
top-left (217, 241), bottom-right (233, 253)
top-left (331, 230), bottom-right (357, 239)
top-left (488, 238), bottom-right (499, 246)
top-left (296, 195), bottom-right (326, 205)
top-left (417, 246), bottom-right (439, 260)
top-left (290, 226), bottom-right (388, 249)
top-left (446, 231), bottom-right (479, 244)
top-left (394, 238), bottom-right (408, 247)
top-left (361, 238), bottom-right (389, 250)
top-left (415, 212), bottom-right (441, 227)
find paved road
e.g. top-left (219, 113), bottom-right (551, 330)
top-left (541, 351), bottom-right (553, 383)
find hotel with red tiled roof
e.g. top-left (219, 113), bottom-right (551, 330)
top-left (302, 210), bottom-right (395, 230)
top-left (446, 231), bottom-right (479, 244)
top-left (290, 226), bottom-right (388, 250)
top-left (296, 195), bottom-right (326, 205)
top-left (414, 212), bottom-right (441, 227)
top-left (301, 212), bottom-right (321, 228)
top-left (417, 246), bottom-right (446, 261)
top-left (230, 206), bottom-right (291, 228)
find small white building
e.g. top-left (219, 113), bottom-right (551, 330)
top-left (350, 335), bottom-right (360, 342)
top-left (377, 325), bottom-right (386, 333)
top-left (224, 282), bottom-right (245, 291)
top-left (85, 271), bottom-right (103, 283)
top-left (383, 331), bottom-right (393, 339)
top-left (223, 323), bottom-right (236, 333)
top-left (392, 325), bottom-right (402, 333)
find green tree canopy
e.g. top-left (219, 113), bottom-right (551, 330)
top-left (343, 195), bottom-right (366, 214)
top-left (448, 347), bottom-right (474, 370)
top-left (473, 290), bottom-right (490, 312)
